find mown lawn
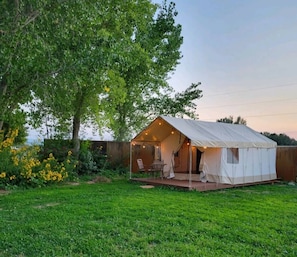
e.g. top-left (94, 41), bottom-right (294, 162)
top-left (0, 180), bottom-right (297, 257)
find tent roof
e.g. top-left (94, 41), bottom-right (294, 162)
top-left (132, 116), bottom-right (277, 148)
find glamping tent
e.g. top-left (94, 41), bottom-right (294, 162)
top-left (130, 115), bottom-right (277, 185)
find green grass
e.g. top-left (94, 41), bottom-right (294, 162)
top-left (0, 180), bottom-right (297, 257)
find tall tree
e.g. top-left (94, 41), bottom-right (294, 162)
top-left (107, 1), bottom-right (190, 141)
top-left (28, 0), bottom-right (189, 149)
top-left (217, 115), bottom-right (247, 125)
top-left (28, 0), bottom-right (157, 153)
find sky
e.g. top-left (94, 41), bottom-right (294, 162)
top-left (29, 0), bottom-right (297, 141)
top-left (158, 0), bottom-right (297, 139)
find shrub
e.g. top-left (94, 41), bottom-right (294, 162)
top-left (77, 141), bottom-right (109, 175)
top-left (0, 129), bottom-right (77, 189)
top-left (77, 141), bottom-right (97, 174)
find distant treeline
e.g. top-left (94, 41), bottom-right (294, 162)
top-left (262, 132), bottom-right (297, 146)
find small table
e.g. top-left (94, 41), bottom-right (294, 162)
top-left (151, 160), bottom-right (166, 179)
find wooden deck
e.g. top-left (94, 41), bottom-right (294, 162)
top-left (131, 177), bottom-right (278, 192)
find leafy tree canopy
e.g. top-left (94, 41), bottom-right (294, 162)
top-left (107, 3), bottom-right (204, 141)
top-left (111, 82), bottom-right (203, 141)
top-left (261, 132), bottom-right (297, 146)
top-left (11, 0), bottom-right (160, 152)
top-left (0, 0), bottom-right (49, 131)
top-left (27, 0), bottom-right (190, 144)
top-left (1, 0), bottom-right (201, 147)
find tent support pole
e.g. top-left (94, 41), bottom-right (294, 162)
top-left (129, 142), bottom-right (132, 179)
top-left (189, 142), bottom-right (192, 189)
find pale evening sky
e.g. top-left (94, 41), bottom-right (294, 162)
top-left (159, 0), bottom-right (297, 139)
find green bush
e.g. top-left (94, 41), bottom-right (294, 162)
top-left (77, 141), bottom-right (109, 175)
top-left (0, 129), bottom-right (77, 189)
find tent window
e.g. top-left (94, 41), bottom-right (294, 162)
top-left (227, 148), bottom-right (239, 164)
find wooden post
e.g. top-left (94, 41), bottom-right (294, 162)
top-left (189, 141), bottom-right (192, 189)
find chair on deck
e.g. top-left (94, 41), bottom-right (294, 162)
top-left (136, 159), bottom-right (165, 178)
top-left (137, 159), bottom-right (150, 172)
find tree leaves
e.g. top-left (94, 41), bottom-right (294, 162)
top-left (1, 0), bottom-right (203, 144)
top-left (217, 116), bottom-right (247, 125)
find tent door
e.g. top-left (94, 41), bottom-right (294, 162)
top-left (196, 149), bottom-right (202, 174)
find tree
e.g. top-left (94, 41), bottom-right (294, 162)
top-left (0, 0), bottom-right (49, 131)
top-left (217, 115), bottom-right (247, 125)
top-left (27, 0), bottom-right (158, 153)
top-left (2, 1), bottom-right (194, 149)
top-left (110, 82), bottom-right (203, 141)
top-left (107, 1), bottom-right (193, 141)
top-left (27, 0), bottom-right (188, 149)
top-left (261, 132), bottom-right (297, 145)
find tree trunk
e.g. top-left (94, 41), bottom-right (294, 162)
top-left (72, 113), bottom-right (81, 155)
top-left (72, 90), bottom-right (85, 155)
top-left (0, 76), bottom-right (8, 131)
top-left (114, 105), bottom-right (127, 141)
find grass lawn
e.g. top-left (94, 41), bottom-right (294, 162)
top-left (0, 180), bottom-right (297, 257)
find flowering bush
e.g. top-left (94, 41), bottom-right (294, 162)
top-left (0, 129), bottom-right (77, 189)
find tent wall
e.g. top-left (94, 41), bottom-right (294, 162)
top-left (222, 148), bottom-right (276, 184)
top-left (201, 148), bottom-right (222, 183)
top-left (203, 147), bottom-right (277, 185)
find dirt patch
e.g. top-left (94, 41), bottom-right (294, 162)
top-left (0, 190), bottom-right (10, 196)
top-left (140, 185), bottom-right (155, 189)
top-left (87, 176), bottom-right (111, 184)
top-left (33, 202), bottom-right (60, 209)
top-left (66, 182), bottom-right (80, 186)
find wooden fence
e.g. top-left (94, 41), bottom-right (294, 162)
top-left (43, 139), bottom-right (130, 168)
top-left (276, 146), bottom-right (297, 182)
top-left (79, 141), bottom-right (130, 168)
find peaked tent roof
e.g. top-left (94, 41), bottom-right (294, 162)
top-left (132, 116), bottom-right (277, 148)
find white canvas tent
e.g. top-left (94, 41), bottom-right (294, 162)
top-left (130, 115), bottom-right (277, 185)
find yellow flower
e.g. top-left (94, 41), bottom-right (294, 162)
top-left (68, 150), bottom-right (72, 156)
top-left (104, 86), bottom-right (110, 93)
top-left (0, 129), bottom-right (18, 149)
top-left (12, 156), bottom-right (19, 166)
top-left (0, 172), bottom-right (6, 178)
top-left (10, 148), bottom-right (17, 155)
top-left (9, 175), bottom-right (16, 180)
